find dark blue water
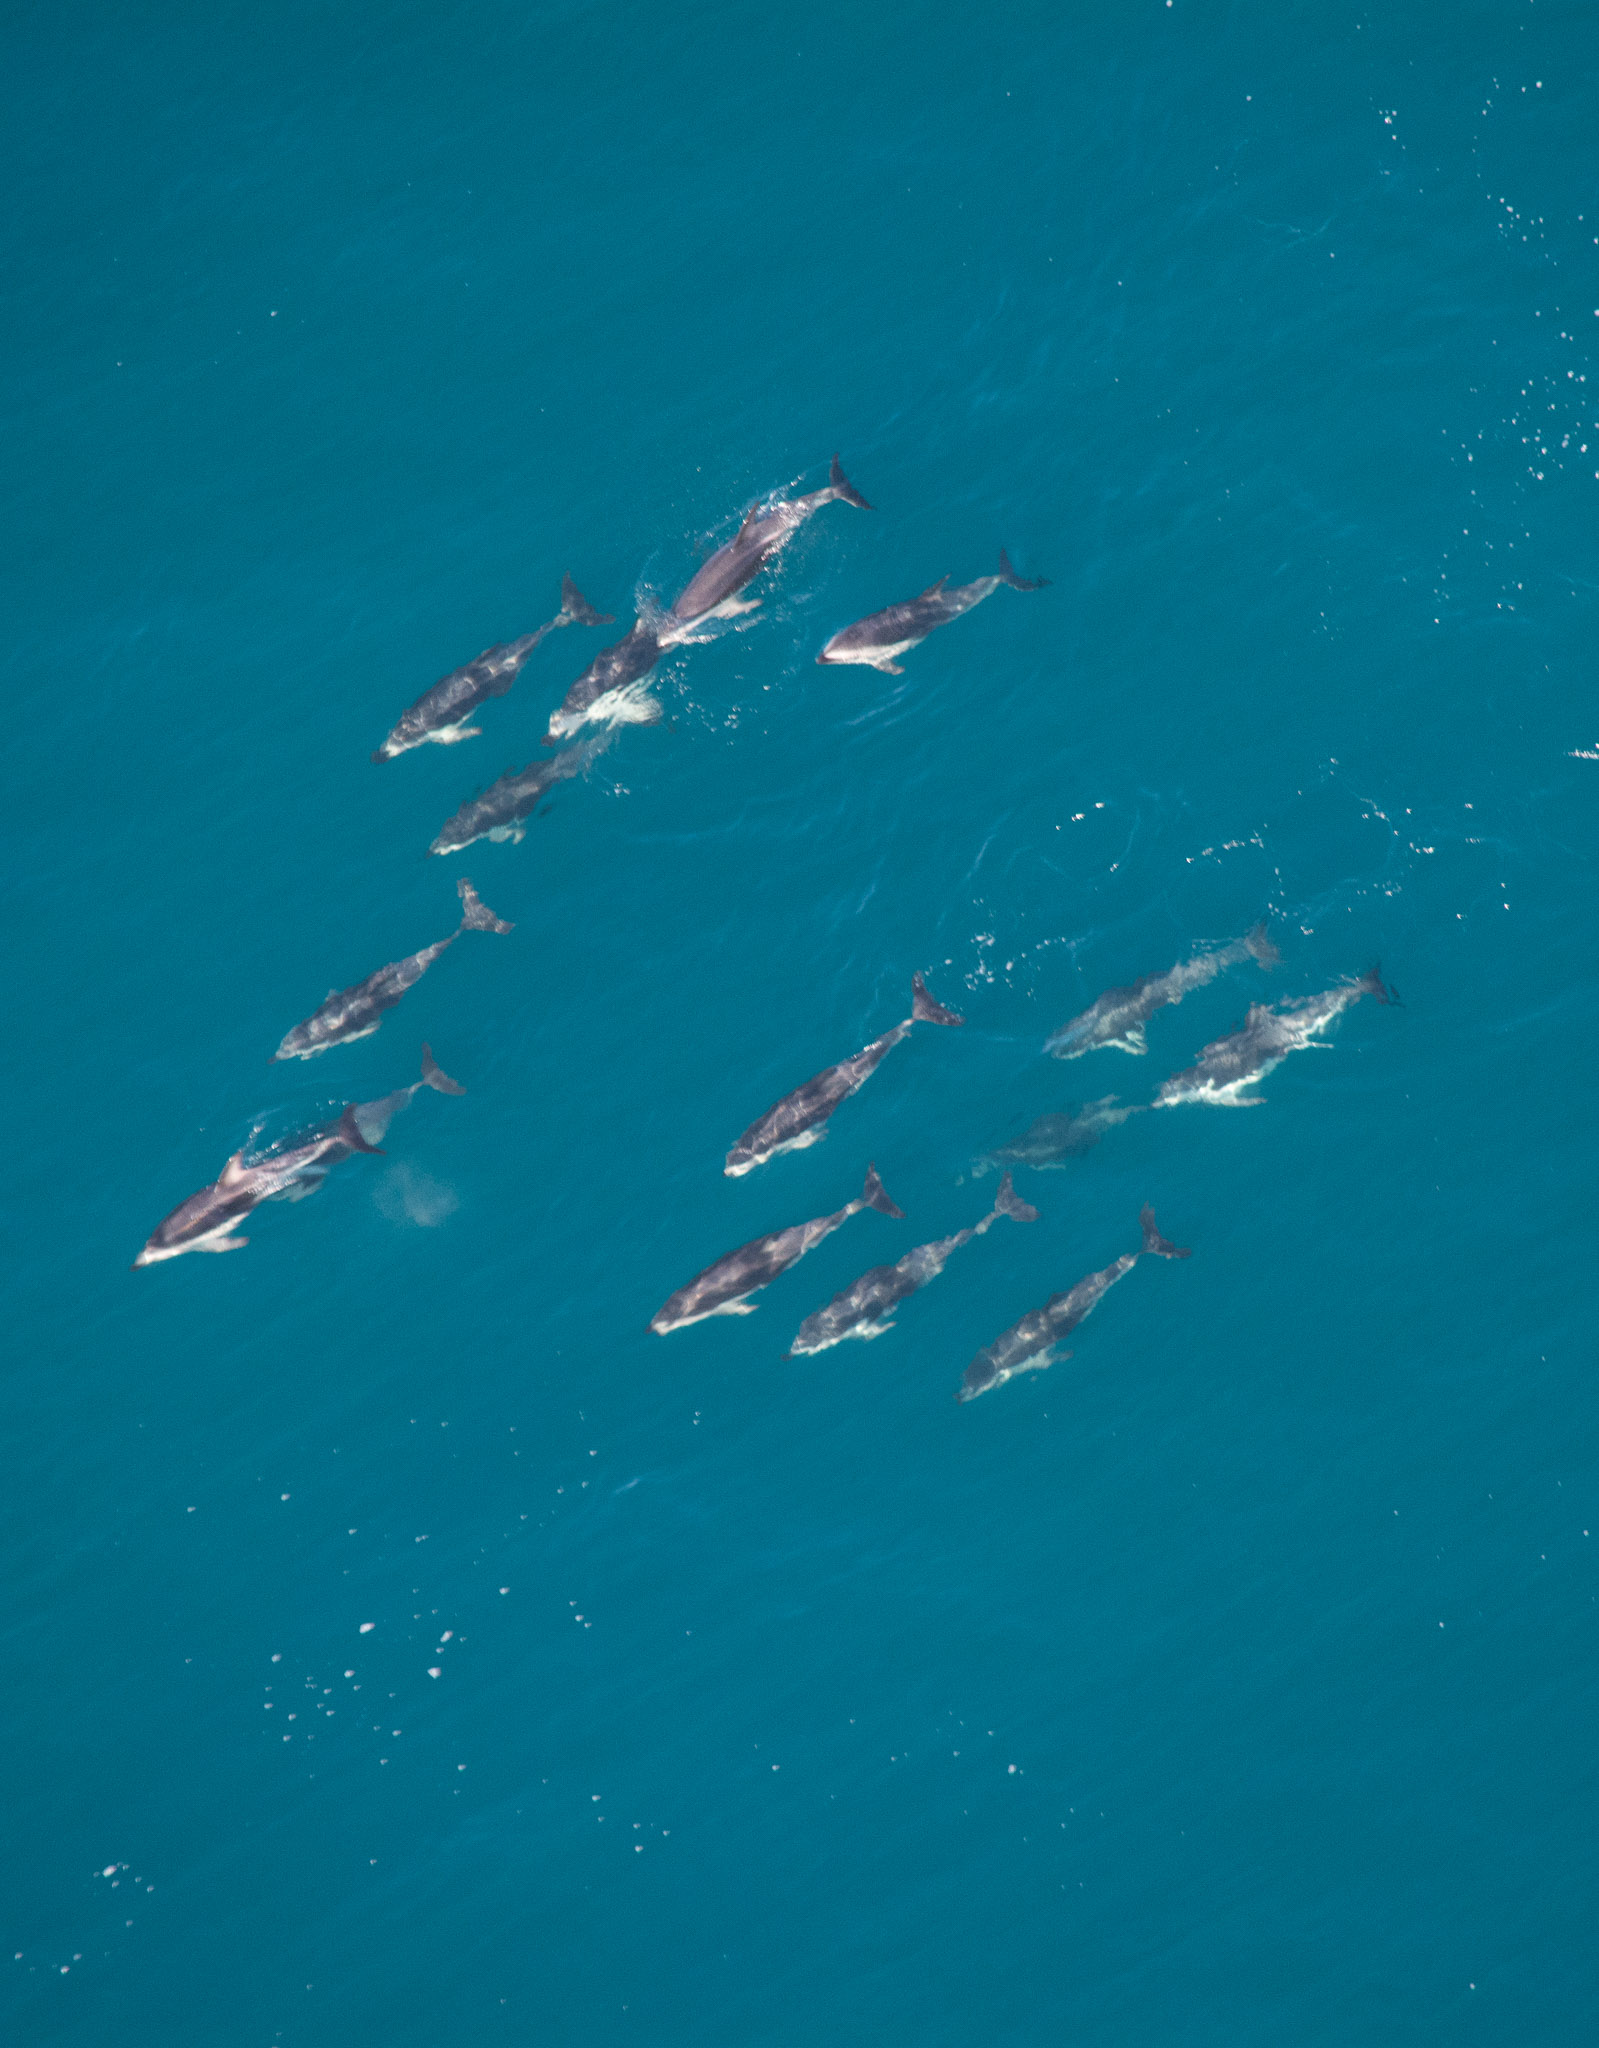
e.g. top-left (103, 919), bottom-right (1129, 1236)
top-left (6, 4), bottom-right (1598, 2040)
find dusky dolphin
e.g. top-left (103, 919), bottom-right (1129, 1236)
top-left (816, 551), bottom-right (1046, 674)
top-left (665, 455), bottom-right (871, 636)
top-left (649, 1163), bottom-right (904, 1335)
top-left (373, 576), bottom-right (611, 762)
top-left (956, 1205), bottom-right (1190, 1403)
top-left (273, 878), bottom-right (513, 1062)
top-left (428, 733), bottom-right (613, 856)
top-left (970, 1097), bottom-right (1147, 1178)
top-left (725, 973), bottom-right (965, 1177)
top-left (788, 1171), bottom-right (1037, 1357)
top-left (1044, 923), bottom-right (1279, 1060)
top-left (1155, 967), bottom-right (1396, 1109)
top-left (271, 1045), bottom-right (466, 1198)
top-left (544, 618), bottom-right (663, 744)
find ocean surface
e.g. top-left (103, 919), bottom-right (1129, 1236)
top-left (5, 3), bottom-right (1598, 2041)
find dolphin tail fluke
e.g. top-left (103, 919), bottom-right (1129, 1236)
top-left (1245, 921), bottom-right (1281, 969)
top-left (1139, 1204), bottom-right (1191, 1260)
top-left (456, 878), bottom-right (514, 934)
top-left (911, 972), bottom-right (966, 1028)
top-left (829, 454), bottom-right (872, 509)
top-left (420, 1044), bottom-right (466, 1096)
top-left (337, 1106), bottom-right (385, 1156)
top-left (997, 548), bottom-right (1048, 591)
top-left (1362, 964), bottom-right (1400, 1006)
top-left (994, 1171), bottom-right (1040, 1224)
top-left (560, 574), bottom-right (613, 628)
top-left (862, 1163), bottom-right (905, 1219)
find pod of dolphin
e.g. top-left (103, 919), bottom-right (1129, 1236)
top-left (135, 455), bottom-right (1393, 1405)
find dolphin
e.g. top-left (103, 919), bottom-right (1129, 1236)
top-left (544, 618), bottom-right (663, 744)
top-left (816, 551), bottom-right (1046, 674)
top-left (971, 1097), bottom-right (1147, 1178)
top-left (273, 878), bottom-right (513, 1061)
top-left (428, 733), bottom-right (613, 856)
top-left (649, 1163), bottom-right (904, 1334)
top-left (788, 1171), bottom-right (1037, 1356)
top-left (1044, 923), bottom-right (1278, 1059)
top-left (372, 576), bottom-right (611, 761)
top-left (956, 1205), bottom-right (1190, 1403)
top-left (725, 973), bottom-right (965, 1177)
top-left (1154, 967), bottom-right (1396, 1109)
top-left (269, 1045), bottom-right (466, 1198)
top-left (665, 455), bottom-right (871, 636)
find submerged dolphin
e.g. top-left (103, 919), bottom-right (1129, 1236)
top-left (788, 1171), bottom-right (1037, 1357)
top-left (544, 618), bottom-right (663, 744)
top-left (956, 1205), bottom-right (1190, 1403)
top-left (373, 576), bottom-right (611, 761)
top-left (1045, 923), bottom-right (1279, 1060)
top-left (271, 1045), bottom-right (466, 1198)
top-left (428, 733), bottom-right (613, 856)
top-left (816, 551), bottom-right (1046, 674)
top-left (650, 1164), bottom-right (905, 1334)
top-left (1154, 968), bottom-right (1395, 1109)
top-left (725, 974), bottom-right (965, 1177)
top-left (273, 878), bottom-right (513, 1061)
top-left (665, 455), bottom-right (871, 635)
top-left (971, 1097), bottom-right (1147, 1178)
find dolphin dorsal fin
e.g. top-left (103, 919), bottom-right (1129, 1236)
top-left (219, 1150), bottom-right (251, 1186)
top-left (736, 503), bottom-right (766, 539)
top-left (919, 576), bottom-right (950, 599)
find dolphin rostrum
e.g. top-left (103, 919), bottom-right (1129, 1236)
top-left (725, 974), bottom-right (965, 1177)
top-left (134, 1048), bottom-right (464, 1265)
top-left (273, 878), bottom-right (513, 1062)
top-left (428, 733), bottom-right (613, 856)
top-left (544, 617), bottom-right (663, 744)
top-left (971, 1097), bottom-right (1147, 1178)
top-left (665, 455), bottom-right (871, 636)
top-left (956, 1205), bottom-right (1190, 1403)
top-left (788, 1171), bottom-right (1038, 1357)
top-left (1155, 967), bottom-right (1395, 1109)
top-left (649, 1163), bottom-right (904, 1334)
top-left (1044, 923), bottom-right (1279, 1059)
top-left (816, 551), bottom-right (1046, 675)
top-left (373, 576), bottom-right (611, 762)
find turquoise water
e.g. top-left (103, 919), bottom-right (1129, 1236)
top-left (6, 2), bottom-right (1599, 2039)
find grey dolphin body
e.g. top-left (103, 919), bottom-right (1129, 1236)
top-left (649, 1164), bottom-right (905, 1334)
top-left (1044, 923), bottom-right (1279, 1060)
top-left (725, 974), bottom-right (965, 1177)
top-left (373, 577), bottom-right (611, 761)
top-left (428, 734), bottom-right (613, 856)
top-left (272, 878), bottom-right (513, 1061)
top-left (788, 1172), bottom-right (1038, 1356)
top-left (816, 551), bottom-right (1046, 674)
top-left (1155, 967), bottom-right (1395, 1109)
top-left (971, 1097), bottom-right (1147, 1178)
top-left (665, 455), bottom-right (871, 636)
top-left (544, 618), bottom-right (663, 744)
top-left (956, 1206), bottom-right (1190, 1403)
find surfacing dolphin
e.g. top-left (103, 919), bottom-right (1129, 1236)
top-left (428, 733), bottom-right (613, 856)
top-left (271, 1045), bottom-right (466, 1198)
top-left (544, 618), bottom-right (663, 744)
top-left (1044, 923), bottom-right (1279, 1060)
top-left (649, 1163), bottom-right (904, 1335)
top-left (664, 455), bottom-right (871, 638)
top-left (725, 974), bottom-right (965, 1177)
top-left (373, 576), bottom-right (611, 762)
top-left (816, 551), bottom-right (1046, 675)
top-left (970, 1097), bottom-right (1147, 1178)
top-left (1155, 967), bottom-right (1395, 1109)
top-left (273, 878), bottom-right (513, 1061)
top-left (956, 1205), bottom-right (1190, 1404)
top-left (788, 1171), bottom-right (1037, 1357)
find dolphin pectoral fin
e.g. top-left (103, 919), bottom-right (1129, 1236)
top-left (710, 1299), bottom-right (759, 1317)
top-left (876, 658), bottom-right (906, 676)
top-left (434, 724), bottom-right (482, 744)
top-left (198, 1233), bottom-right (249, 1253)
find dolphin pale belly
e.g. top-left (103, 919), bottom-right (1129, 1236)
top-left (971, 1097), bottom-right (1146, 1177)
top-left (1155, 967), bottom-right (1395, 1109)
top-left (428, 733), bottom-right (613, 856)
top-left (666, 454), bottom-right (871, 635)
top-left (373, 576), bottom-right (611, 762)
top-left (650, 1165), bottom-right (904, 1334)
top-left (816, 550), bottom-right (1046, 675)
top-left (788, 1171), bottom-right (1037, 1356)
top-left (544, 618), bottom-right (663, 743)
top-left (273, 878), bottom-right (513, 1061)
top-left (1045, 923), bottom-right (1278, 1060)
top-left (957, 1205), bottom-right (1190, 1403)
top-left (725, 973), bottom-right (965, 1177)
